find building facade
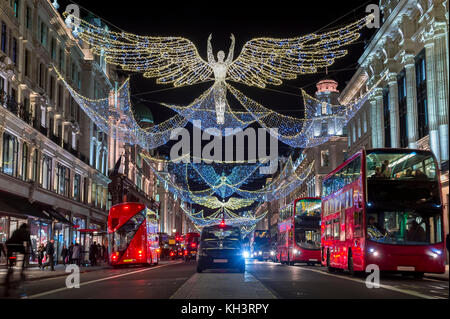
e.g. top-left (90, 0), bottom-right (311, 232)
top-left (0, 0), bottom-right (115, 263)
top-left (341, 0), bottom-right (449, 259)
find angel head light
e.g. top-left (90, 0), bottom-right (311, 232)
top-left (217, 51), bottom-right (225, 63)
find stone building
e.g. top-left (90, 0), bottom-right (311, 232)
top-left (341, 0), bottom-right (449, 257)
top-left (0, 0), bottom-right (116, 262)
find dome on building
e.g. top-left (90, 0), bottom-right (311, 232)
top-left (316, 78), bottom-right (339, 93)
top-left (133, 103), bottom-right (154, 124)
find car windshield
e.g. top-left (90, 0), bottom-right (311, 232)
top-left (294, 216), bottom-right (321, 249)
top-left (366, 209), bottom-right (443, 245)
top-left (366, 151), bottom-right (437, 180)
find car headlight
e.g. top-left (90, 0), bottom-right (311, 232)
top-left (258, 251), bottom-right (262, 255)
top-left (270, 251), bottom-right (275, 256)
top-left (243, 251), bottom-right (249, 259)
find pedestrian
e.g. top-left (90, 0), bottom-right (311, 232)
top-left (4, 223), bottom-right (32, 297)
top-left (61, 244), bottom-right (68, 266)
top-left (72, 242), bottom-right (81, 266)
top-left (37, 244), bottom-right (45, 269)
top-left (42, 239), bottom-right (55, 271)
top-left (89, 242), bottom-right (97, 266)
top-left (68, 243), bottom-right (74, 264)
top-left (0, 242), bottom-right (6, 265)
top-left (97, 243), bottom-right (102, 264)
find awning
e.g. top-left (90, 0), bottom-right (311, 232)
top-left (0, 191), bottom-right (52, 221)
top-left (35, 204), bottom-right (74, 226)
top-left (77, 229), bottom-right (107, 234)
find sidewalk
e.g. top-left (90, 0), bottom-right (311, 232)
top-left (425, 265), bottom-right (449, 281)
top-left (0, 263), bottom-right (111, 283)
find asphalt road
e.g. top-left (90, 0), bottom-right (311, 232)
top-left (1, 260), bottom-right (447, 299)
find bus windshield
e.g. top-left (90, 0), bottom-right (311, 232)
top-left (366, 151), bottom-right (437, 180)
top-left (366, 209), bottom-right (443, 245)
top-left (294, 216), bottom-right (321, 249)
top-left (112, 210), bottom-right (146, 253)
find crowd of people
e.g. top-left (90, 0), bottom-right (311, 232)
top-left (370, 159), bottom-right (429, 180)
top-left (0, 224), bottom-right (108, 271)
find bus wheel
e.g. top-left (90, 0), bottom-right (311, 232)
top-left (348, 250), bottom-right (355, 276)
top-left (413, 272), bottom-right (424, 279)
top-left (326, 250), bottom-right (334, 272)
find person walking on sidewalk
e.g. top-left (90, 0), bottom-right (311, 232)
top-left (4, 223), bottom-right (32, 297)
top-left (37, 244), bottom-right (45, 269)
top-left (89, 242), bottom-right (97, 266)
top-left (72, 242), bottom-right (81, 266)
top-left (61, 244), bottom-right (68, 266)
top-left (68, 243), bottom-right (74, 264)
top-left (42, 239), bottom-right (55, 271)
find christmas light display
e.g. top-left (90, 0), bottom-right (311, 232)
top-left (64, 12), bottom-right (373, 123)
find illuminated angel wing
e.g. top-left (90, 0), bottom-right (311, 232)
top-left (69, 13), bottom-right (212, 87)
top-left (227, 15), bottom-right (371, 88)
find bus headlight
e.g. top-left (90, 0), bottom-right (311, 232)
top-left (243, 251), bottom-right (250, 259)
top-left (294, 249), bottom-right (300, 255)
top-left (369, 248), bottom-right (379, 257)
top-left (429, 249), bottom-right (442, 258)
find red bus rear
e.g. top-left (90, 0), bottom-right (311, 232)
top-left (277, 197), bottom-right (322, 265)
top-left (108, 203), bottom-right (159, 266)
top-left (321, 149), bottom-right (445, 277)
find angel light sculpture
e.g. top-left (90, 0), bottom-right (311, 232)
top-left (63, 12), bottom-right (371, 125)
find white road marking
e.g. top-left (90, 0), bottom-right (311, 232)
top-left (296, 266), bottom-right (447, 299)
top-left (23, 262), bottom-right (183, 299)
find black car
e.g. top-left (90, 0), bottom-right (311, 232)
top-left (197, 225), bottom-right (245, 273)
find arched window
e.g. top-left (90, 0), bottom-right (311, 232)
top-left (2, 132), bottom-right (19, 176)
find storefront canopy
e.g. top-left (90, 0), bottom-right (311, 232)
top-left (35, 204), bottom-right (74, 226)
top-left (0, 191), bottom-right (52, 221)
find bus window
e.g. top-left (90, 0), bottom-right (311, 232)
top-left (333, 218), bottom-right (340, 239)
top-left (353, 211), bottom-right (363, 237)
top-left (340, 212), bottom-right (346, 241)
top-left (326, 221), bottom-right (332, 239)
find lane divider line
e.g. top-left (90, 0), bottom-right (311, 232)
top-left (23, 262), bottom-right (183, 299)
top-left (295, 266), bottom-right (447, 299)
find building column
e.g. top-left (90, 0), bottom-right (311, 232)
top-left (388, 73), bottom-right (400, 148)
top-left (370, 96), bottom-right (378, 148)
top-left (404, 55), bottom-right (419, 149)
top-left (0, 115), bottom-right (5, 170)
top-left (375, 90), bottom-right (384, 147)
top-left (370, 89), bottom-right (383, 148)
top-left (424, 40), bottom-right (441, 163)
top-left (434, 31), bottom-right (449, 162)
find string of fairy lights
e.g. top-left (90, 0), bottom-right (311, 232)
top-left (58, 10), bottom-right (381, 233)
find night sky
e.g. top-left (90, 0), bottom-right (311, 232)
top-left (56, 0), bottom-right (376, 207)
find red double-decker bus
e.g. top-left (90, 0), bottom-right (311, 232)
top-left (108, 202), bottom-right (160, 267)
top-left (321, 149), bottom-right (445, 278)
top-left (277, 197), bottom-right (322, 265)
